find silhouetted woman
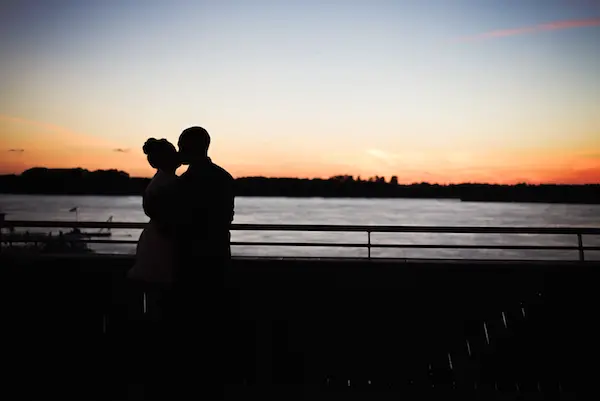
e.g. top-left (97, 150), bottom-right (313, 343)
top-left (129, 138), bottom-right (180, 287)
top-left (126, 138), bottom-right (181, 399)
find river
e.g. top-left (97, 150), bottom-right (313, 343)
top-left (1, 194), bottom-right (599, 260)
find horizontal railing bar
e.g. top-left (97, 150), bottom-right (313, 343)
top-left (3, 239), bottom-right (139, 245)
top-left (374, 244), bottom-right (600, 251)
top-left (4, 240), bottom-right (365, 247)
top-left (3, 220), bottom-right (600, 235)
top-left (4, 252), bottom-right (595, 263)
top-left (233, 242), bottom-right (363, 248)
top-left (4, 238), bottom-right (600, 251)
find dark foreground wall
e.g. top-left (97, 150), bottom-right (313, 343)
top-left (1, 254), bottom-right (599, 400)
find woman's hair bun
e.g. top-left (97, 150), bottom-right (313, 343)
top-left (143, 138), bottom-right (157, 155)
top-left (143, 138), bottom-right (178, 169)
top-left (143, 138), bottom-right (166, 155)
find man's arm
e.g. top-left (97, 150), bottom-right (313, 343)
top-left (214, 173), bottom-right (235, 226)
top-left (226, 175), bottom-right (235, 224)
top-left (176, 172), bottom-right (234, 240)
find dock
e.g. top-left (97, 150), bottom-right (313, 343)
top-left (1, 219), bottom-right (600, 399)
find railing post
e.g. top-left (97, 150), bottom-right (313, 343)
top-left (577, 233), bottom-right (585, 262)
top-left (0, 212), bottom-right (4, 253)
top-left (367, 230), bottom-right (371, 260)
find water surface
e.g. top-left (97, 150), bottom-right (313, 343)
top-left (1, 195), bottom-right (599, 260)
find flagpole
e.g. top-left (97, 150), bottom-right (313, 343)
top-left (70, 207), bottom-right (79, 222)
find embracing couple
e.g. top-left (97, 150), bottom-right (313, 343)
top-left (129, 126), bottom-right (234, 286)
top-left (127, 126), bottom-right (234, 399)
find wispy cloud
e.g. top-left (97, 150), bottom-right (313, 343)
top-left (8, 148), bottom-right (25, 153)
top-left (113, 148), bottom-right (131, 153)
top-left (367, 149), bottom-right (472, 167)
top-left (366, 149), bottom-right (398, 166)
top-left (457, 17), bottom-right (600, 42)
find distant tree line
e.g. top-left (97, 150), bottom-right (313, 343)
top-left (0, 168), bottom-right (598, 204)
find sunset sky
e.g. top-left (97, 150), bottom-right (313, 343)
top-left (1, 0), bottom-right (599, 183)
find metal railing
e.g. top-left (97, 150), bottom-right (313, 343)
top-left (2, 219), bottom-right (600, 261)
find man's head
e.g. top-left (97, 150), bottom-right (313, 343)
top-left (178, 126), bottom-right (211, 165)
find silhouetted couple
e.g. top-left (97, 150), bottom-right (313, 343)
top-left (128, 126), bottom-right (234, 400)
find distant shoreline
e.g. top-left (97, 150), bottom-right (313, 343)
top-left (1, 167), bottom-right (598, 205)
top-left (1, 192), bottom-right (599, 205)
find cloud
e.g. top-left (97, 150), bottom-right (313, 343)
top-left (8, 148), bottom-right (25, 153)
top-left (367, 149), bottom-right (457, 167)
top-left (366, 149), bottom-right (398, 166)
top-left (113, 148), bottom-right (131, 153)
top-left (457, 17), bottom-right (600, 42)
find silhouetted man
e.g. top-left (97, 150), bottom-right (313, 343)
top-left (143, 126), bottom-right (234, 400)
top-left (175, 126), bottom-right (234, 277)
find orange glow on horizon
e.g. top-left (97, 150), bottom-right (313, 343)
top-left (1, 154), bottom-right (599, 185)
top-left (1, 114), bottom-right (599, 185)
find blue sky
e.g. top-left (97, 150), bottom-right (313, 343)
top-left (1, 0), bottom-right (599, 182)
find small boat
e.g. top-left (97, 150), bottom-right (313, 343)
top-left (67, 208), bottom-right (112, 237)
top-left (73, 216), bottom-right (113, 238)
top-left (71, 228), bottom-right (112, 238)
top-left (85, 232), bottom-right (112, 238)
top-left (2, 230), bottom-right (93, 254)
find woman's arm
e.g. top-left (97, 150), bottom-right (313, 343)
top-left (143, 175), bottom-right (187, 225)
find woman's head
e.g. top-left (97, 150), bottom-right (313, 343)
top-left (143, 138), bottom-right (180, 172)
